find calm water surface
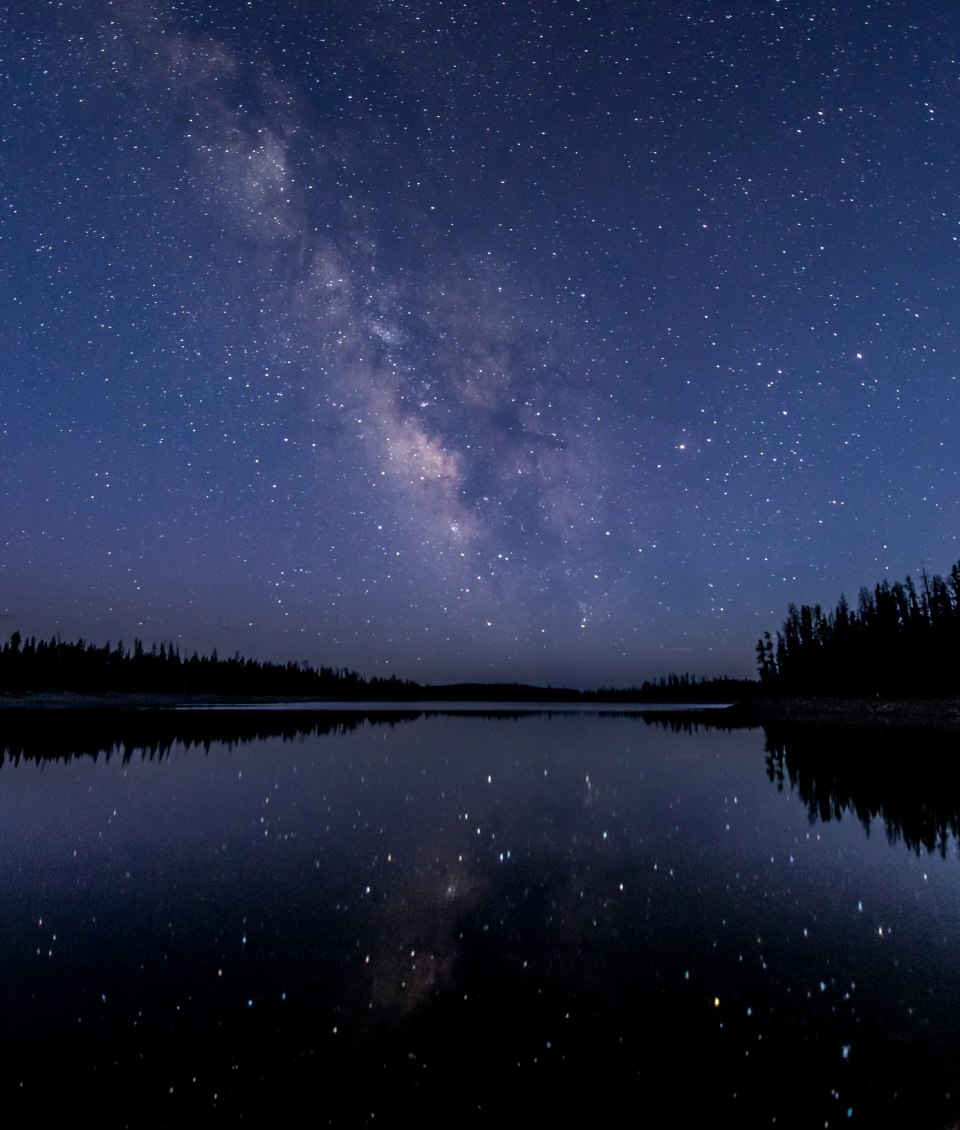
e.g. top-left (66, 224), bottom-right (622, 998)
top-left (1, 709), bottom-right (958, 1126)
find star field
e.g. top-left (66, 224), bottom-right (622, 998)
top-left (2, 0), bottom-right (958, 686)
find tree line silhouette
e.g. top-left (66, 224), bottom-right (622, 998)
top-left (0, 630), bottom-right (761, 703)
top-left (0, 632), bottom-right (415, 698)
top-left (9, 550), bottom-right (960, 703)
top-left (757, 560), bottom-right (960, 696)
top-left (588, 672), bottom-right (761, 703)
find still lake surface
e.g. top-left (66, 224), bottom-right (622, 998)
top-left (1, 705), bottom-right (959, 1126)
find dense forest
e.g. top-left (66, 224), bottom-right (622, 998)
top-left (757, 560), bottom-right (960, 697)
top-left (0, 630), bottom-right (758, 703)
top-left (0, 632), bottom-right (414, 698)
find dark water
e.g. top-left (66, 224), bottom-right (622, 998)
top-left (1, 708), bottom-right (959, 1126)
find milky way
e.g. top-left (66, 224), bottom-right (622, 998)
top-left (2, 1), bottom-right (958, 685)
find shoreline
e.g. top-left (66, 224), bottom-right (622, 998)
top-left (721, 696), bottom-right (960, 734)
top-left (2, 691), bottom-right (960, 732)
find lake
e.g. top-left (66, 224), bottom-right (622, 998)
top-left (1, 706), bottom-right (958, 1126)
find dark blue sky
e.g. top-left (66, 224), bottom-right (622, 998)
top-left (2, 0), bottom-right (958, 687)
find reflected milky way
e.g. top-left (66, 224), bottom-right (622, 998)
top-left (3, 2), bottom-right (959, 683)
top-left (1, 712), bottom-right (959, 1122)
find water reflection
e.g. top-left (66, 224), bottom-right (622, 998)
top-left (0, 706), bottom-right (424, 763)
top-left (762, 723), bottom-right (960, 857)
top-left (0, 709), bottom-right (957, 1125)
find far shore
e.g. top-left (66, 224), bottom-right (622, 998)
top-left (2, 691), bottom-right (960, 733)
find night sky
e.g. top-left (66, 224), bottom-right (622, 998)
top-left (3, 0), bottom-right (958, 688)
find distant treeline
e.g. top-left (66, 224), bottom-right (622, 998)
top-left (757, 560), bottom-right (960, 697)
top-left (587, 673), bottom-right (761, 704)
top-left (0, 630), bottom-right (759, 703)
top-left (0, 632), bottom-right (414, 698)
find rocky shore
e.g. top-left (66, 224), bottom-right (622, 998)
top-left (723, 697), bottom-right (960, 734)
